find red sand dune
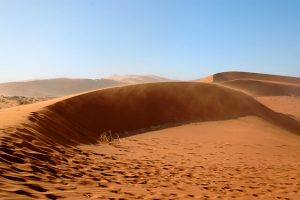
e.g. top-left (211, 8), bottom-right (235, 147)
top-left (17, 82), bottom-right (300, 146)
top-left (257, 96), bottom-right (300, 120)
top-left (1, 80), bottom-right (300, 199)
top-left (212, 71), bottom-right (300, 84)
top-left (221, 79), bottom-right (300, 97)
top-left (197, 71), bottom-right (300, 97)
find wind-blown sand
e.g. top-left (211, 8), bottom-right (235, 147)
top-left (220, 79), bottom-right (300, 97)
top-left (1, 77), bottom-right (300, 199)
top-left (257, 96), bottom-right (300, 120)
top-left (0, 78), bottom-right (125, 97)
top-left (0, 75), bottom-right (170, 97)
top-left (197, 71), bottom-right (300, 97)
top-left (212, 71), bottom-right (300, 84)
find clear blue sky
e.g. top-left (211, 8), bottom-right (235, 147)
top-left (0, 0), bottom-right (299, 82)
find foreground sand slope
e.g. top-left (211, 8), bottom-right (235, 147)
top-left (1, 81), bottom-right (300, 199)
top-left (1, 117), bottom-right (300, 199)
top-left (80, 117), bottom-right (300, 199)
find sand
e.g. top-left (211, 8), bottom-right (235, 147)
top-left (1, 73), bottom-right (300, 199)
top-left (197, 71), bottom-right (300, 97)
top-left (0, 75), bottom-right (170, 97)
top-left (211, 71), bottom-right (300, 84)
top-left (257, 96), bottom-right (300, 120)
top-left (220, 79), bottom-right (300, 97)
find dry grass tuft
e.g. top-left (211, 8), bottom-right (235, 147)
top-left (99, 130), bottom-right (120, 144)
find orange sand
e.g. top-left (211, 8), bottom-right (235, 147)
top-left (1, 73), bottom-right (300, 199)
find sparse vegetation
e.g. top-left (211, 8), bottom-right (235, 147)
top-left (0, 95), bottom-right (53, 109)
top-left (99, 130), bottom-right (120, 144)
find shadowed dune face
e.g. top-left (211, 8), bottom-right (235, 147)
top-left (23, 82), bottom-right (300, 146)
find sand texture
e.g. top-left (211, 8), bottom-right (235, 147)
top-left (197, 71), bottom-right (300, 97)
top-left (1, 73), bottom-right (300, 199)
top-left (0, 75), bottom-right (170, 97)
top-left (0, 96), bottom-right (53, 110)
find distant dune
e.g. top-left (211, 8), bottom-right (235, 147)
top-left (0, 75), bottom-right (170, 97)
top-left (0, 78), bottom-right (124, 97)
top-left (212, 71), bottom-right (300, 84)
top-left (106, 74), bottom-right (171, 84)
top-left (221, 79), bottom-right (300, 96)
top-left (197, 71), bottom-right (300, 97)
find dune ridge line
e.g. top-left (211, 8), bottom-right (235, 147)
top-left (11, 82), bottom-right (300, 146)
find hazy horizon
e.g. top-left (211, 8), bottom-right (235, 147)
top-left (1, 0), bottom-right (300, 83)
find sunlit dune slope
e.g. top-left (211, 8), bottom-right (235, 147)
top-left (21, 82), bottom-right (300, 146)
top-left (106, 74), bottom-right (171, 84)
top-left (221, 79), bottom-right (300, 97)
top-left (212, 71), bottom-right (300, 84)
top-left (197, 71), bottom-right (300, 97)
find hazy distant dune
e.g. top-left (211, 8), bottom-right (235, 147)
top-left (0, 75), bottom-right (171, 97)
top-left (106, 74), bottom-right (171, 84)
top-left (0, 78), bottom-right (124, 97)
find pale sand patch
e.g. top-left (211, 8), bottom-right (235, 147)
top-left (257, 96), bottom-right (300, 120)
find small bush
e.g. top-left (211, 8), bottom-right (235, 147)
top-left (99, 130), bottom-right (120, 144)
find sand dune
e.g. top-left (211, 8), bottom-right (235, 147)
top-left (0, 75), bottom-right (170, 97)
top-left (257, 96), bottom-right (300, 120)
top-left (18, 82), bottom-right (300, 146)
top-left (197, 71), bottom-right (300, 97)
top-left (1, 80), bottom-right (300, 199)
top-left (211, 71), bottom-right (300, 84)
top-left (221, 79), bottom-right (300, 97)
top-left (0, 78), bottom-right (124, 97)
top-left (195, 75), bottom-right (213, 83)
top-left (106, 74), bottom-right (171, 84)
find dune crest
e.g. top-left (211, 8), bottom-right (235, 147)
top-left (212, 71), bottom-right (300, 84)
top-left (221, 79), bottom-right (300, 97)
top-left (13, 82), bottom-right (300, 146)
top-left (197, 71), bottom-right (300, 97)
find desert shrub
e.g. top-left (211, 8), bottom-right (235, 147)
top-left (99, 130), bottom-right (120, 144)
